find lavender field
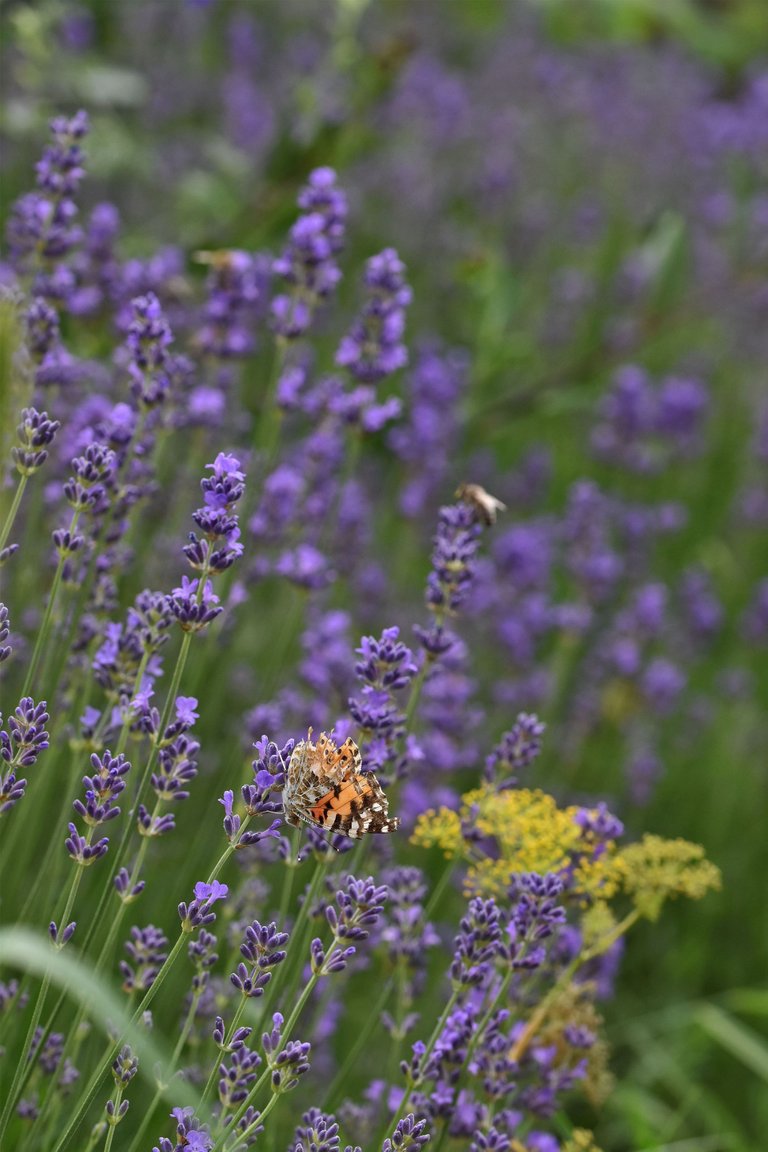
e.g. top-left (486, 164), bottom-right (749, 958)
top-left (1, 3), bottom-right (766, 1151)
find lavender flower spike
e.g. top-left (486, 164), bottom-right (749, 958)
top-left (178, 880), bottom-right (229, 932)
top-left (382, 1114), bottom-right (431, 1151)
top-left (336, 248), bottom-right (412, 383)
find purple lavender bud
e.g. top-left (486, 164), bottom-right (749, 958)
top-left (422, 502), bottom-right (483, 627)
top-left (270, 1038), bottom-right (311, 1093)
top-left (382, 1114), bottom-right (431, 1151)
top-left (111, 1044), bottom-right (139, 1086)
top-left (380, 866), bottom-right (439, 966)
top-left (25, 297), bottom-right (60, 361)
top-left (413, 623), bottom-right (456, 658)
top-left (0, 769), bottom-right (27, 814)
top-left (167, 576), bottom-right (223, 632)
top-left (0, 604), bottom-right (10, 663)
top-left (125, 293), bottom-right (173, 408)
top-left (469, 1127), bottom-right (510, 1152)
top-left (63, 442), bottom-right (117, 510)
top-left (6, 111), bottom-right (89, 274)
top-left (151, 732), bottom-right (199, 803)
top-left (336, 249), bottom-right (411, 383)
top-left (484, 712), bottom-right (545, 787)
top-left (65, 823), bottom-right (109, 866)
top-left (73, 750), bottom-right (130, 826)
top-left (12, 407), bottom-right (60, 475)
top-left (262, 1012), bottom-right (285, 1057)
top-left (1, 697), bottom-right (50, 767)
top-left (505, 874), bottom-right (566, 970)
top-left (251, 735), bottom-right (294, 792)
top-left (297, 167), bottom-right (347, 250)
top-left (230, 919), bottom-right (289, 997)
top-left (450, 897), bottom-right (502, 987)
top-left (573, 802), bottom-right (624, 845)
top-left (355, 627), bottom-right (419, 691)
top-left (0, 544), bottom-right (19, 567)
top-left (178, 880), bottom-right (229, 932)
top-left (196, 249), bottom-right (265, 362)
top-left (49, 920), bottom-right (76, 947)
top-left (218, 1044), bottom-right (261, 1109)
top-left (275, 543), bottom-right (333, 590)
top-left (271, 169), bottom-right (347, 339)
top-left (330, 876), bottom-right (388, 942)
top-left (293, 1108), bottom-right (342, 1152)
top-left (52, 528), bottom-right (85, 557)
top-left (113, 868), bottom-right (145, 903)
top-left (656, 375), bottom-right (708, 446)
top-left (680, 568), bottom-right (722, 642)
top-left (137, 805), bottom-right (176, 837)
top-left (154, 1106), bottom-right (211, 1152)
top-left (188, 930), bottom-right (218, 992)
top-left (120, 925), bottom-right (168, 993)
top-left (640, 657), bottom-right (685, 713)
top-left (0, 698), bottom-right (50, 814)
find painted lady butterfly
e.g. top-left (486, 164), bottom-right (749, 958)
top-left (283, 729), bottom-right (398, 839)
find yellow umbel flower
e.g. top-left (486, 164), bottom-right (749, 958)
top-left (410, 805), bottom-right (463, 858)
top-left (413, 785), bottom-right (627, 900)
top-left (561, 1130), bottom-right (604, 1152)
top-left (621, 834), bottom-right (722, 920)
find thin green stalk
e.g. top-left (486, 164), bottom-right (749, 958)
top-left (390, 985), bottom-right (462, 1124)
top-left (0, 471), bottom-right (28, 555)
top-left (21, 510), bottom-right (81, 697)
top-left (124, 984), bottom-right (203, 1152)
top-left (212, 1089), bottom-right (281, 1152)
top-left (251, 338), bottom-right (285, 471)
top-left (78, 631), bottom-right (194, 972)
top-left (0, 970), bottom-right (52, 1148)
top-left (270, 854), bottom-right (328, 1019)
top-left (508, 907), bottom-right (642, 1065)
top-left (277, 827), bottom-right (303, 926)
top-left (199, 994), bottom-right (250, 1110)
top-left (423, 859), bottom-right (458, 922)
top-left (325, 975), bottom-right (394, 1108)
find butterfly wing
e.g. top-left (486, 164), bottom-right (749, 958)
top-left (283, 733), bottom-right (398, 839)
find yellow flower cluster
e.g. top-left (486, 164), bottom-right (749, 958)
top-left (560, 1130), bottom-right (604, 1152)
top-left (621, 834), bottom-right (722, 920)
top-left (412, 784), bottom-right (720, 920)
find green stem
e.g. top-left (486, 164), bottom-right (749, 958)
top-left (325, 975), bottom-right (394, 1109)
top-left (79, 631), bottom-right (194, 974)
top-left (508, 908), bottom-right (641, 1064)
top-left (0, 970), bottom-right (52, 1147)
top-left (213, 1089), bottom-right (281, 1152)
top-left (277, 827), bottom-right (302, 926)
top-left (21, 510), bottom-right (81, 698)
top-left (0, 471), bottom-right (28, 555)
top-left (199, 994), bottom-right (250, 1111)
top-left (252, 338), bottom-right (285, 470)
top-left (269, 854), bottom-right (328, 1019)
top-left (388, 986), bottom-right (462, 1130)
top-left (422, 859), bottom-right (457, 922)
top-left (124, 983), bottom-right (203, 1152)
